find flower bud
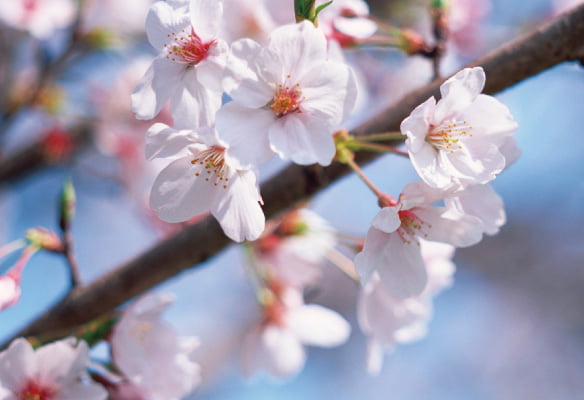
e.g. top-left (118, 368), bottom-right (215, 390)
top-left (59, 178), bottom-right (76, 232)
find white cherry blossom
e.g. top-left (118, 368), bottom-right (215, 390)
top-left (241, 287), bottom-right (350, 378)
top-left (217, 20), bottom-right (357, 168)
top-left (131, 0), bottom-right (228, 128)
top-left (401, 67), bottom-right (518, 190)
top-left (110, 293), bottom-right (201, 400)
top-left (0, 0), bottom-right (76, 40)
top-left (318, 0), bottom-right (377, 45)
top-left (354, 181), bottom-right (483, 298)
top-left (0, 338), bottom-right (107, 400)
top-left (359, 241), bottom-right (455, 375)
top-left (147, 122), bottom-right (265, 242)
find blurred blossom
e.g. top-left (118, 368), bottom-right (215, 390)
top-left (42, 127), bottom-right (74, 161)
top-left (358, 241), bottom-right (455, 375)
top-left (221, 0), bottom-right (277, 43)
top-left (552, 0), bottom-right (584, 14)
top-left (447, 0), bottom-right (491, 55)
top-left (241, 287), bottom-right (350, 378)
top-left (0, 0), bottom-right (76, 40)
top-left (318, 0), bottom-right (377, 46)
top-left (252, 208), bottom-right (337, 288)
top-left (80, 0), bottom-right (153, 40)
top-left (110, 293), bottom-right (201, 400)
top-left (0, 245), bottom-right (37, 312)
top-left (0, 338), bottom-right (107, 399)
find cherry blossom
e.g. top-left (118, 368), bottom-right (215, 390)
top-left (241, 287), bottom-right (350, 378)
top-left (0, 275), bottom-right (20, 312)
top-left (318, 0), bottom-right (377, 46)
top-left (359, 241), bottom-right (455, 375)
top-left (401, 67), bottom-right (518, 190)
top-left (252, 208), bottom-right (337, 288)
top-left (0, 0), bottom-right (76, 40)
top-left (0, 338), bottom-right (107, 400)
top-left (354, 181), bottom-right (483, 298)
top-left (110, 293), bottom-right (201, 400)
top-left (131, 0), bottom-right (228, 129)
top-left (81, 0), bottom-right (153, 39)
top-left (221, 0), bottom-right (277, 43)
top-left (217, 20), bottom-right (357, 168)
top-left (147, 122), bottom-right (265, 242)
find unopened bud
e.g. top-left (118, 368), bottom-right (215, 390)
top-left (377, 193), bottom-right (397, 208)
top-left (333, 130), bottom-right (355, 163)
top-left (59, 178), bottom-right (76, 232)
top-left (399, 29), bottom-right (427, 55)
top-left (25, 227), bottom-right (63, 252)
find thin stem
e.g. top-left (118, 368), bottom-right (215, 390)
top-left (345, 157), bottom-right (385, 199)
top-left (350, 141), bottom-right (409, 157)
top-left (355, 35), bottom-right (401, 48)
top-left (7, 246), bottom-right (38, 280)
top-left (325, 248), bottom-right (360, 283)
top-left (356, 132), bottom-right (404, 142)
top-left (0, 239), bottom-right (26, 260)
top-left (62, 231), bottom-right (82, 289)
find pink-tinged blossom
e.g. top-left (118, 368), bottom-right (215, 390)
top-left (359, 241), bottom-right (455, 375)
top-left (242, 287), bottom-right (350, 378)
top-left (318, 0), bottom-right (377, 46)
top-left (217, 20), bottom-right (357, 168)
top-left (401, 67), bottom-right (518, 190)
top-left (0, 245), bottom-right (37, 312)
top-left (447, 0), bottom-right (491, 55)
top-left (0, 338), bottom-right (107, 400)
top-left (147, 122), bottom-right (265, 242)
top-left (354, 181), bottom-right (483, 298)
top-left (131, 0), bottom-right (228, 129)
top-left (0, 0), bottom-right (76, 40)
top-left (110, 293), bottom-right (201, 400)
top-left (221, 0), bottom-right (277, 43)
top-left (81, 0), bottom-right (153, 38)
top-left (252, 209), bottom-right (337, 288)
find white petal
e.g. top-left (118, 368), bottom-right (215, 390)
top-left (59, 382), bottom-right (107, 400)
top-left (211, 169), bottom-right (265, 242)
top-left (223, 39), bottom-right (274, 107)
top-left (366, 339), bottom-right (385, 376)
top-left (196, 40), bottom-right (229, 92)
top-left (189, 0), bottom-right (222, 41)
top-left (334, 17), bottom-right (377, 38)
top-left (402, 96), bottom-right (436, 153)
top-left (415, 207), bottom-right (484, 247)
top-left (370, 206), bottom-right (401, 233)
top-left (447, 184), bottom-right (506, 236)
top-left (150, 155), bottom-right (220, 222)
top-left (354, 227), bottom-right (388, 285)
top-left (131, 57), bottom-right (185, 121)
top-left (146, 1), bottom-right (191, 51)
top-left (145, 123), bottom-right (199, 160)
top-left (215, 102), bottom-right (275, 170)
top-left (0, 338), bottom-right (35, 392)
top-left (286, 305), bottom-right (351, 347)
top-left (458, 94), bottom-right (518, 141)
top-left (434, 67), bottom-right (486, 123)
top-left (268, 115), bottom-right (336, 166)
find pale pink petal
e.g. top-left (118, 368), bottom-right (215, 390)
top-left (286, 305), bottom-right (351, 347)
top-left (150, 155), bottom-right (221, 222)
top-left (222, 39), bottom-right (274, 108)
top-left (268, 115), bottom-right (336, 166)
top-left (60, 382), bottom-right (107, 400)
top-left (170, 69), bottom-right (222, 129)
top-left (145, 123), bottom-right (199, 160)
top-left (0, 277), bottom-right (20, 311)
top-left (414, 207), bottom-right (483, 247)
top-left (146, 1), bottom-right (191, 51)
top-left (402, 97), bottom-right (435, 153)
top-left (354, 228), bottom-right (388, 284)
top-left (434, 67), bottom-right (485, 123)
top-left (189, 0), bottom-right (223, 41)
top-left (211, 170), bottom-right (265, 242)
top-left (334, 17), bottom-right (377, 38)
top-left (366, 339), bottom-right (385, 376)
top-left (0, 339), bottom-right (35, 392)
top-left (370, 206), bottom-right (401, 233)
top-left (458, 94), bottom-right (518, 141)
top-left (447, 184), bottom-right (506, 235)
top-left (131, 57), bottom-right (185, 121)
top-left (196, 40), bottom-right (229, 92)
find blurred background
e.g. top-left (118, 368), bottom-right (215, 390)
top-left (0, 0), bottom-right (583, 399)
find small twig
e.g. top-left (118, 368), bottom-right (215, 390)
top-left (62, 231), bottom-right (82, 289)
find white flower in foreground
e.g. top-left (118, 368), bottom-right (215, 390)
top-left (217, 20), bottom-right (357, 168)
top-left (252, 209), bottom-right (337, 288)
top-left (359, 241), bottom-right (455, 375)
top-left (0, 0), bottom-right (76, 40)
top-left (242, 288), bottom-right (350, 378)
top-left (401, 67), bottom-right (518, 190)
top-left (0, 338), bottom-right (106, 400)
top-left (132, 0), bottom-right (228, 128)
top-left (354, 181), bottom-right (483, 298)
top-left (110, 293), bottom-right (201, 400)
top-left (147, 122), bottom-right (265, 242)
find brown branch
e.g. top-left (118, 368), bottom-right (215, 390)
top-left (3, 4), bottom-right (584, 345)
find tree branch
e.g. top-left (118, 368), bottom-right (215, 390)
top-left (3, 4), bottom-right (584, 345)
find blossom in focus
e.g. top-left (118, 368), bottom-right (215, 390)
top-left (0, 338), bottom-right (107, 400)
top-left (0, 0), bottom-right (76, 40)
top-left (354, 181), bottom-right (483, 298)
top-left (110, 293), bottom-right (201, 400)
top-left (359, 241), bottom-right (455, 375)
top-left (241, 286), bottom-right (350, 378)
top-left (252, 208), bottom-right (337, 288)
top-left (401, 67), bottom-right (518, 190)
top-left (217, 20), bottom-right (357, 167)
top-left (147, 123), bottom-right (265, 242)
top-left (131, 0), bottom-right (228, 128)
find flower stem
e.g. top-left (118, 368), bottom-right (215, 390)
top-left (325, 248), bottom-right (360, 283)
top-left (0, 239), bottom-right (26, 260)
top-left (345, 158), bottom-right (386, 199)
top-left (355, 132), bottom-right (404, 142)
top-left (350, 141), bottom-right (409, 157)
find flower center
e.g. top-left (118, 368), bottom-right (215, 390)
top-left (397, 209), bottom-right (431, 244)
top-left (426, 119), bottom-right (474, 153)
top-left (164, 27), bottom-right (215, 65)
top-left (191, 146), bottom-right (230, 189)
top-left (271, 77), bottom-right (303, 118)
top-left (18, 380), bottom-right (57, 400)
